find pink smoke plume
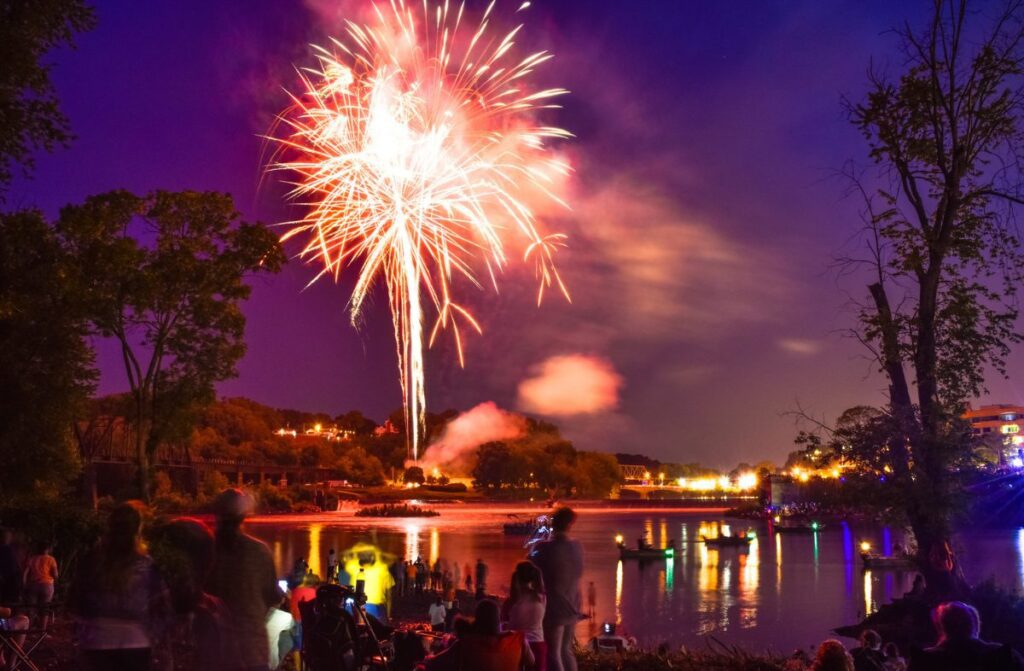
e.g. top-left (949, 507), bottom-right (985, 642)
top-left (416, 402), bottom-right (526, 474)
top-left (517, 354), bottom-right (622, 416)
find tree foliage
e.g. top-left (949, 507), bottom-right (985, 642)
top-left (57, 190), bottom-right (285, 498)
top-left (472, 431), bottom-right (623, 498)
top-left (0, 0), bottom-right (95, 194)
top-left (0, 210), bottom-right (95, 497)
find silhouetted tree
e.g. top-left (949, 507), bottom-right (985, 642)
top-left (0, 210), bottom-right (95, 497)
top-left (846, 0), bottom-right (1024, 577)
top-left (57, 190), bottom-right (285, 499)
top-left (403, 466), bottom-right (425, 485)
top-left (0, 0), bottom-right (95, 195)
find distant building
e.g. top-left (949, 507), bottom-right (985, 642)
top-left (964, 404), bottom-right (1024, 437)
top-left (374, 419), bottom-right (400, 437)
top-left (276, 424), bottom-right (355, 441)
top-left (964, 404), bottom-right (1024, 467)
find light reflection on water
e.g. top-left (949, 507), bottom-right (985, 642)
top-left (614, 559), bottom-right (623, 625)
top-left (244, 510), bottom-right (1024, 652)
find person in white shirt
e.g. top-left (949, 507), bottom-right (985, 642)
top-left (265, 601), bottom-right (295, 669)
top-left (428, 595), bottom-right (447, 633)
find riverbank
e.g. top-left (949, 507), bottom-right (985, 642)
top-left (17, 608), bottom-right (792, 671)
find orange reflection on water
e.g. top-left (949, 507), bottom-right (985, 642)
top-left (404, 521), bottom-right (421, 562)
top-left (864, 569), bottom-right (874, 615)
top-left (698, 543), bottom-right (719, 592)
top-left (429, 527), bottom-right (440, 566)
top-left (775, 532), bottom-right (782, 591)
top-left (308, 524), bottom-right (322, 578)
top-left (615, 559), bottom-right (623, 625)
top-left (739, 538), bottom-right (759, 597)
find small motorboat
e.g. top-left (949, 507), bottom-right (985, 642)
top-left (774, 520), bottom-right (825, 533)
top-left (861, 552), bottom-right (916, 570)
top-left (859, 542), bottom-right (916, 570)
top-left (615, 534), bottom-right (675, 560)
top-left (702, 534), bottom-right (754, 548)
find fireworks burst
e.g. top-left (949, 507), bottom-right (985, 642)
top-left (270, 0), bottom-right (572, 460)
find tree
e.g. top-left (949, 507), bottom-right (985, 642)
top-left (471, 442), bottom-right (511, 490)
top-left (335, 410), bottom-right (378, 435)
top-left (336, 446), bottom-right (386, 485)
top-left (57, 190), bottom-right (285, 499)
top-left (573, 452), bottom-right (622, 498)
top-left (846, 0), bottom-right (1024, 575)
top-left (403, 466), bottom-right (425, 485)
top-left (0, 0), bottom-right (95, 194)
top-left (0, 210), bottom-right (95, 498)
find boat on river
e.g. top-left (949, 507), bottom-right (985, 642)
top-left (860, 552), bottom-right (916, 570)
top-left (859, 541), bottom-right (916, 570)
top-left (616, 542), bottom-right (675, 560)
top-left (702, 534), bottom-right (754, 548)
top-left (774, 519), bottom-right (825, 533)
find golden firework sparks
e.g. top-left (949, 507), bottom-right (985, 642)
top-left (270, 0), bottom-right (571, 460)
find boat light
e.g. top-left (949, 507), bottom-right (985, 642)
top-left (860, 541), bottom-right (871, 552)
top-left (615, 534), bottom-right (624, 545)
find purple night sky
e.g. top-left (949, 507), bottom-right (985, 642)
top-left (10, 0), bottom-right (1023, 468)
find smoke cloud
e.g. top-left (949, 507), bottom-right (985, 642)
top-left (417, 402), bottom-right (526, 474)
top-left (517, 354), bottom-right (622, 416)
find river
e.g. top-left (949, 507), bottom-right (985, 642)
top-left (244, 506), bottom-right (1024, 653)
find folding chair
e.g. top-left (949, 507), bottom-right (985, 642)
top-left (1, 599), bottom-right (57, 671)
top-left (0, 626), bottom-right (46, 671)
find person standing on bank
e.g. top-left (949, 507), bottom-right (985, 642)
top-left (474, 558), bottom-right (488, 599)
top-left (206, 489), bottom-right (282, 671)
top-left (529, 507), bottom-right (583, 671)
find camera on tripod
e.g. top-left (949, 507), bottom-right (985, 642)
top-left (350, 578), bottom-right (369, 607)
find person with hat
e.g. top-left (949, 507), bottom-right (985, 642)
top-left (206, 489), bottom-right (282, 671)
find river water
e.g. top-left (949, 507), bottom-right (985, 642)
top-left (244, 506), bottom-right (1024, 653)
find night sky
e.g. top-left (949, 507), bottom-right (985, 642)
top-left (10, 0), bottom-right (1024, 468)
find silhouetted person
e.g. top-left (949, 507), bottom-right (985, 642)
top-left (69, 502), bottom-right (170, 671)
top-left (530, 507), bottom-right (583, 671)
top-left (475, 558), bottom-right (488, 599)
top-left (812, 640), bottom-right (854, 671)
top-left (206, 489), bottom-right (282, 671)
top-left (502, 560), bottom-right (547, 671)
top-left (905, 574), bottom-right (926, 601)
top-left (150, 517), bottom-right (231, 671)
top-left (883, 642), bottom-right (906, 671)
top-left (851, 630), bottom-right (885, 671)
top-left (909, 601), bottom-right (1024, 671)
top-left (421, 599), bottom-right (533, 671)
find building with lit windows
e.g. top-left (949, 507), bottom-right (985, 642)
top-left (964, 404), bottom-right (1024, 467)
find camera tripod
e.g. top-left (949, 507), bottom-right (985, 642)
top-left (349, 589), bottom-right (390, 671)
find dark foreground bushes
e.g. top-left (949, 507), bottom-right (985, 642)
top-left (576, 648), bottom-right (785, 671)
